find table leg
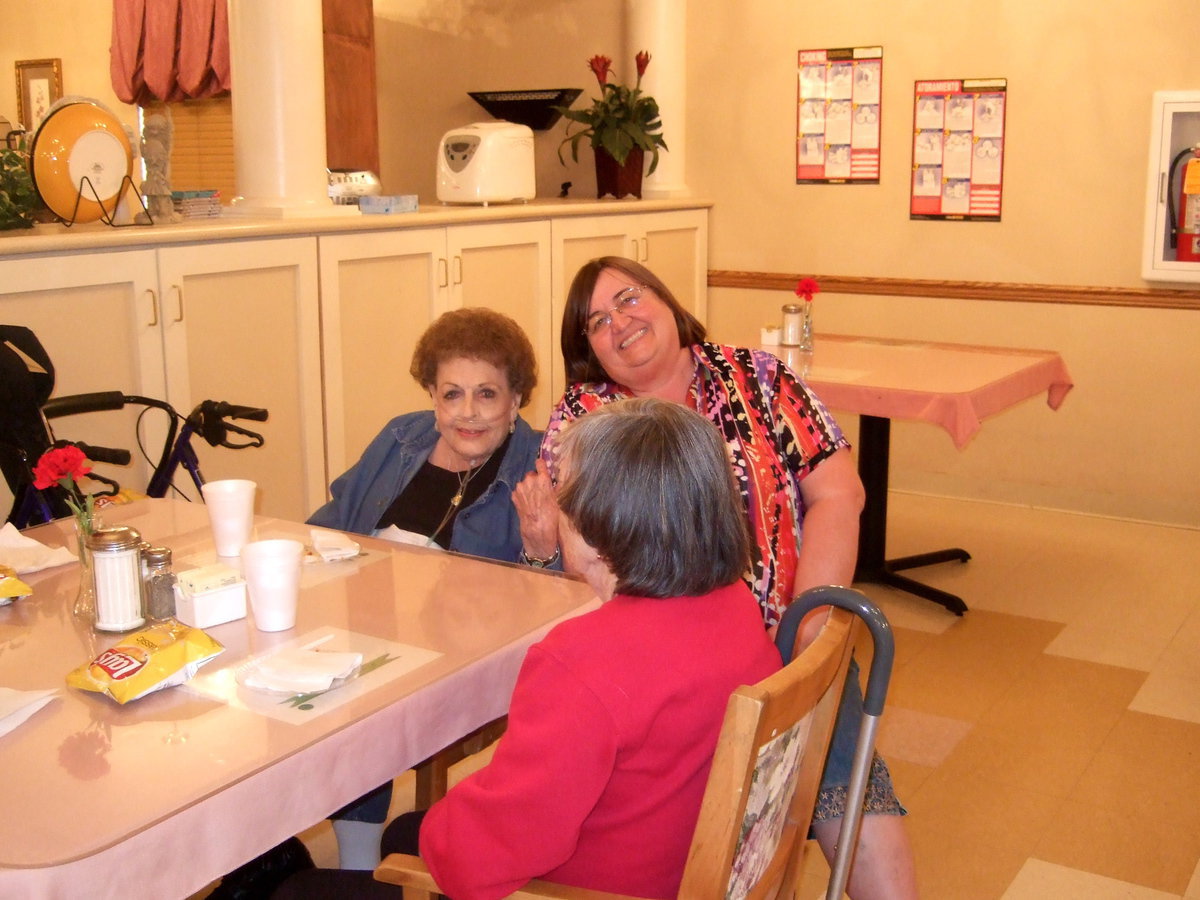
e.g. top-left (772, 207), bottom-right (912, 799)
top-left (853, 415), bottom-right (969, 615)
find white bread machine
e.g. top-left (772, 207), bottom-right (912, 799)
top-left (437, 122), bottom-right (535, 205)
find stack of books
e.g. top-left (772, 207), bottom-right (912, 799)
top-left (171, 190), bottom-right (221, 219)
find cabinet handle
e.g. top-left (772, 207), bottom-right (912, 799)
top-left (452, 255), bottom-right (463, 285)
top-left (172, 285), bottom-right (184, 323)
top-left (437, 258), bottom-right (449, 288)
top-left (639, 237), bottom-right (648, 261)
top-left (146, 288), bottom-right (158, 327)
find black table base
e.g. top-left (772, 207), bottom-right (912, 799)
top-left (853, 415), bottom-right (969, 615)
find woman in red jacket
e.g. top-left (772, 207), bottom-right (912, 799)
top-left (275, 397), bottom-right (781, 899)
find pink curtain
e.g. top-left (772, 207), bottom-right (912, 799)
top-left (111, 0), bottom-right (231, 105)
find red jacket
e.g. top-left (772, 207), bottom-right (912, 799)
top-left (420, 581), bottom-right (781, 899)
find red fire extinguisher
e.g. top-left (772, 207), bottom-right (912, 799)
top-left (1168, 145), bottom-right (1200, 263)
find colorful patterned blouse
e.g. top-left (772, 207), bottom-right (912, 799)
top-left (541, 343), bottom-right (849, 626)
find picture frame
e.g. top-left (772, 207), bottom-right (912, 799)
top-left (15, 58), bottom-right (63, 132)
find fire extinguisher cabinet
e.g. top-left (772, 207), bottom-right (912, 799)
top-left (1142, 90), bottom-right (1200, 283)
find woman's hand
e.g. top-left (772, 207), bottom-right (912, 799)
top-left (513, 458), bottom-right (560, 560)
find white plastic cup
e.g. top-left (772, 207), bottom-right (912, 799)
top-left (201, 479), bottom-right (258, 557)
top-left (240, 538), bottom-right (304, 632)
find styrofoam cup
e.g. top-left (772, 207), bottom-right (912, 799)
top-left (201, 479), bottom-right (257, 557)
top-left (240, 539), bottom-right (304, 632)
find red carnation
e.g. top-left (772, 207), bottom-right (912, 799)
top-left (795, 277), bottom-right (821, 302)
top-left (32, 445), bottom-right (92, 490)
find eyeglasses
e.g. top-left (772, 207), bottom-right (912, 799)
top-left (583, 286), bottom-right (645, 337)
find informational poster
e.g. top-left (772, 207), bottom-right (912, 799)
top-left (910, 78), bottom-right (1007, 220)
top-left (796, 46), bottom-right (883, 183)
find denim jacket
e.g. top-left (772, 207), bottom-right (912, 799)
top-left (307, 411), bottom-right (541, 563)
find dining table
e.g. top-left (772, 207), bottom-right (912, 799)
top-left (777, 334), bottom-right (1074, 615)
top-left (0, 498), bottom-right (598, 899)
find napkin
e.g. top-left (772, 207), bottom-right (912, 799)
top-left (241, 647), bottom-right (362, 694)
top-left (0, 687), bottom-right (58, 738)
top-left (309, 529), bottom-right (361, 562)
top-left (0, 522), bottom-right (77, 575)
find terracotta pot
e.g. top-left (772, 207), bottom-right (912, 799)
top-left (594, 146), bottom-right (644, 199)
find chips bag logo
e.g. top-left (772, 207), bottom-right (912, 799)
top-left (92, 648), bottom-right (148, 681)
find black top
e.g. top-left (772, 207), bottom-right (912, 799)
top-left (375, 433), bottom-right (511, 548)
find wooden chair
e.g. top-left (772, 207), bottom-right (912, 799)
top-left (375, 585), bottom-right (892, 900)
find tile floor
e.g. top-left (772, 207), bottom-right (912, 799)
top-left (203, 492), bottom-right (1200, 899)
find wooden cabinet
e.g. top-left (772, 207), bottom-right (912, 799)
top-left (550, 209), bottom-right (708, 399)
top-left (2, 202), bottom-right (707, 521)
top-left (0, 249), bottom-right (166, 498)
top-left (0, 239), bottom-right (322, 522)
top-left (156, 238), bottom-right (323, 521)
top-left (318, 221), bottom-right (552, 479)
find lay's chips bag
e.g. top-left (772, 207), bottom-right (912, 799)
top-left (67, 619), bottom-right (224, 704)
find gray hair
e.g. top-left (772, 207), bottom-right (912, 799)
top-left (556, 397), bottom-right (750, 597)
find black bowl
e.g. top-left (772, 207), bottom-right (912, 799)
top-left (468, 89), bottom-right (583, 131)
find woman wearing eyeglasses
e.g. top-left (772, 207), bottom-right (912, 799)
top-left (513, 256), bottom-right (918, 900)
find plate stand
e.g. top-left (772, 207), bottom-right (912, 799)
top-left (60, 174), bottom-right (152, 227)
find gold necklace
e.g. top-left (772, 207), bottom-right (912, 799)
top-left (429, 447), bottom-right (498, 543)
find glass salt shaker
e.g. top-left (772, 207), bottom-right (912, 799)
top-left (781, 303), bottom-right (804, 346)
top-left (142, 545), bottom-right (177, 620)
top-left (87, 526), bottom-right (146, 632)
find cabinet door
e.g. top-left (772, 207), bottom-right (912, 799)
top-left (446, 221), bottom-right (554, 427)
top-left (318, 228), bottom-right (444, 481)
top-left (0, 249), bottom-right (165, 499)
top-left (550, 208), bottom-right (709, 398)
top-left (157, 238), bottom-right (323, 521)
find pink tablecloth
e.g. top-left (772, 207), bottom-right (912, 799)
top-left (787, 335), bottom-right (1074, 448)
top-left (0, 499), bottom-right (598, 899)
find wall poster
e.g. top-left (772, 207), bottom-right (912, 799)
top-left (796, 46), bottom-right (882, 184)
top-left (910, 78), bottom-right (1007, 220)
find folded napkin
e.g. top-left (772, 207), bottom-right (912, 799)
top-left (0, 687), bottom-right (58, 739)
top-left (0, 522), bottom-right (77, 575)
top-left (309, 529), bottom-right (361, 562)
top-left (241, 647), bottom-right (363, 694)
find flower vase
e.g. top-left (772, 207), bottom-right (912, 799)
top-left (72, 517), bottom-right (98, 621)
top-left (798, 299), bottom-right (814, 353)
top-left (594, 146), bottom-right (645, 199)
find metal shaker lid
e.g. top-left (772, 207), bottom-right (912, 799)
top-left (86, 526), bottom-right (142, 552)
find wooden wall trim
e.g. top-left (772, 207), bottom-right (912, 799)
top-left (707, 270), bottom-right (1200, 311)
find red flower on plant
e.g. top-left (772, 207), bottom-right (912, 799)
top-left (635, 51), bottom-right (651, 79)
top-left (32, 445), bottom-right (92, 490)
top-left (588, 54), bottom-right (612, 86)
top-left (795, 277), bottom-right (821, 303)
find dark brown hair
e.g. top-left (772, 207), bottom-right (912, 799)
top-left (410, 308), bottom-right (537, 408)
top-left (556, 397), bottom-right (749, 597)
top-left (561, 256), bottom-right (706, 384)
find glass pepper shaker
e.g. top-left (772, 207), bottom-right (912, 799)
top-left (141, 545), bottom-right (177, 620)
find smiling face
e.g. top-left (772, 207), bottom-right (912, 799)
top-left (585, 267), bottom-right (684, 388)
top-left (429, 356), bottom-right (519, 468)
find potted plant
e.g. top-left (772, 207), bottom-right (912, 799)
top-left (0, 145), bottom-right (37, 230)
top-left (557, 52), bottom-right (668, 199)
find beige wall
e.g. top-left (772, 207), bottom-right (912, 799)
top-left (0, 1), bottom-right (133, 135)
top-left (687, 0), bottom-right (1200, 528)
top-left (7, 1), bottom-right (1200, 526)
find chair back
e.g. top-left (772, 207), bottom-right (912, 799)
top-left (676, 598), bottom-right (860, 900)
top-left (376, 587), bottom-right (884, 900)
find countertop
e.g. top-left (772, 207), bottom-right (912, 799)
top-left (0, 196), bottom-right (712, 258)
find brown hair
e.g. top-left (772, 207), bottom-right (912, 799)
top-left (561, 256), bottom-right (706, 384)
top-left (410, 308), bottom-right (537, 407)
top-left (556, 397), bottom-right (749, 597)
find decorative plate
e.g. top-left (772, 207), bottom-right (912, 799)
top-left (30, 100), bottom-right (133, 224)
